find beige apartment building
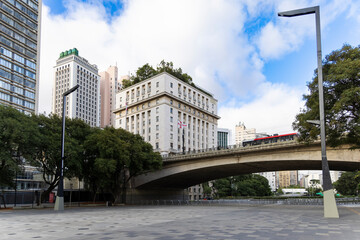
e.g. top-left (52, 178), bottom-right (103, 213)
top-left (99, 65), bottom-right (121, 128)
top-left (277, 171), bottom-right (298, 188)
top-left (52, 49), bottom-right (100, 127)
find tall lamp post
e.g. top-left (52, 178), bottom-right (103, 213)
top-left (54, 84), bottom-right (79, 211)
top-left (278, 6), bottom-right (339, 218)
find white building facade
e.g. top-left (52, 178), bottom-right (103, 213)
top-left (114, 72), bottom-right (219, 156)
top-left (52, 49), bottom-right (100, 127)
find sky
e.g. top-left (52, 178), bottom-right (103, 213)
top-left (39, 0), bottom-right (360, 143)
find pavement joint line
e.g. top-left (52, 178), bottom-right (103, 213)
top-left (346, 207), bottom-right (360, 215)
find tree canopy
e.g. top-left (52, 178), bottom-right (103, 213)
top-left (293, 44), bottom-right (360, 148)
top-left (211, 174), bottom-right (272, 198)
top-left (123, 60), bottom-right (212, 97)
top-left (0, 107), bottom-right (162, 203)
top-left (0, 105), bottom-right (40, 187)
top-left (333, 171), bottom-right (360, 196)
top-left (84, 127), bottom-right (162, 202)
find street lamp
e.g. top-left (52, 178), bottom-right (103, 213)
top-left (54, 84), bottom-right (79, 211)
top-left (278, 6), bottom-right (339, 218)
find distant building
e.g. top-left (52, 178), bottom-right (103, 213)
top-left (52, 49), bottom-right (100, 127)
top-left (188, 184), bottom-right (204, 201)
top-left (0, 0), bottom-right (42, 114)
top-left (277, 171), bottom-right (298, 188)
top-left (299, 171), bottom-right (341, 189)
top-left (304, 173), bottom-right (322, 189)
top-left (217, 128), bottom-right (231, 148)
top-left (234, 122), bottom-right (268, 145)
top-left (99, 65), bottom-right (121, 127)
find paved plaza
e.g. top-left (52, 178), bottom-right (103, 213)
top-left (1, 204), bottom-right (360, 239)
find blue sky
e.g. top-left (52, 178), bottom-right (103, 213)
top-left (38, 0), bottom-right (360, 137)
top-left (43, 0), bottom-right (124, 17)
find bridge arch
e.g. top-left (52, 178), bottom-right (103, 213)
top-left (134, 142), bottom-right (360, 189)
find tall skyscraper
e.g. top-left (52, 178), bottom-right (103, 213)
top-left (99, 65), bottom-right (121, 128)
top-left (0, 0), bottom-right (42, 114)
top-left (52, 49), bottom-right (100, 127)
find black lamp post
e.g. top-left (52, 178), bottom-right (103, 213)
top-left (278, 6), bottom-right (339, 218)
top-left (54, 84), bottom-right (79, 211)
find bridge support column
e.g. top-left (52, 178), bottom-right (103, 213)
top-left (323, 189), bottom-right (339, 218)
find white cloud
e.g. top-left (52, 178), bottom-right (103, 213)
top-left (40, 0), bottom-right (262, 114)
top-left (218, 82), bottom-right (306, 143)
top-left (38, 0), bottom-right (360, 134)
top-left (255, 0), bottom-right (356, 60)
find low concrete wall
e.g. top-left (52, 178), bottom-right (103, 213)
top-left (125, 188), bottom-right (189, 204)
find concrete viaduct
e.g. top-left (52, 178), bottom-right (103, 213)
top-left (134, 141), bottom-right (360, 190)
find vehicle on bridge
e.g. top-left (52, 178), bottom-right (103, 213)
top-left (242, 133), bottom-right (298, 147)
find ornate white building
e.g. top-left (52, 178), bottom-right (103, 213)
top-left (114, 72), bottom-right (220, 156)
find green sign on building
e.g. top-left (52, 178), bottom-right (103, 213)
top-left (59, 48), bottom-right (79, 59)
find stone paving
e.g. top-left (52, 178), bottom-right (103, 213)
top-left (1, 205), bottom-right (360, 239)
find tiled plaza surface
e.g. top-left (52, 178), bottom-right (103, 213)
top-left (1, 204), bottom-right (360, 239)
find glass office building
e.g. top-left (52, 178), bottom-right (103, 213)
top-left (0, 0), bottom-right (41, 114)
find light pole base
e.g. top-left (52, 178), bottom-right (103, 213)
top-left (323, 189), bottom-right (339, 218)
top-left (54, 196), bottom-right (64, 211)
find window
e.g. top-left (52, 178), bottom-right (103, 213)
top-left (170, 100), bottom-right (173, 105)
top-left (170, 82), bottom-right (173, 88)
top-left (156, 142), bottom-right (159, 149)
top-left (156, 116), bottom-right (159, 122)
top-left (156, 125), bottom-right (159, 131)
top-left (170, 133), bottom-right (173, 139)
top-left (156, 133), bottom-right (159, 139)
top-left (170, 116), bottom-right (173, 123)
top-left (156, 107), bottom-right (159, 113)
top-left (170, 125), bottom-right (173, 131)
top-left (170, 108), bottom-right (173, 114)
top-left (156, 82), bottom-right (159, 87)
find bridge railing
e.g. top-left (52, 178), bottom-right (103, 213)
top-left (133, 197), bottom-right (360, 206)
top-left (162, 140), bottom-right (307, 161)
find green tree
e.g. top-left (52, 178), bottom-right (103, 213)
top-left (212, 174), bottom-right (272, 198)
top-left (202, 182), bottom-right (212, 198)
top-left (293, 44), bottom-right (360, 148)
top-left (212, 178), bottom-right (231, 198)
top-left (156, 60), bottom-right (193, 84)
top-left (32, 114), bottom-right (87, 202)
top-left (0, 105), bottom-right (39, 188)
top-left (84, 127), bottom-right (162, 203)
top-left (333, 171), bottom-right (360, 196)
top-left (125, 63), bottom-right (158, 88)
